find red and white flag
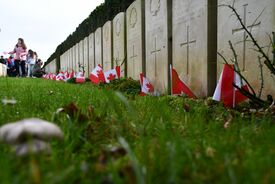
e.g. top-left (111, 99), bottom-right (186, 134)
top-left (56, 72), bottom-right (65, 81)
top-left (43, 74), bottom-right (48, 79)
top-left (63, 71), bottom-right (71, 81)
top-left (75, 72), bottom-right (86, 83)
top-left (115, 66), bottom-right (121, 78)
top-left (139, 73), bottom-right (154, 96)
top-left (69, 70), bottom-right (75, 79)
top-left (104, 68), bottom-right (118, 83)
top-left (49, 73), bottom-right (56, 80)
top-left (170, 65), bottom-right (196, 98)
top-left (90, 64), bottom-right (105, 84)
top-left (213, 64), bottom-right (249, 107)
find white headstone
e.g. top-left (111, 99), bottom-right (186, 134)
top-left (53, 59), bottom-right (57, 74)
top-left (65, 51), bottom-right (69, 71)
top-left (70, 48), bottom-right (73, 71)
top-left (173, 0), bottom-right (213, 97)
top-left (0, 63), bottom-right (7, 77)
top-left (95, 27), bottom-right (103, 67)
top-left (47, 59), bottom-right (56, 74)
top-left (72, 45), bottom-right (75, 72)
top-left (79, 40), bottom-right (84, 71)
top-left (126, 0), bottom-right (145, 80)
top-left (67, 50), bottom-right (70, 71)
top-left (113, 12), bottom-right (126, 77)
top-left (83, 37), bottom-right (89, 77)
top-left (74, 45), bottom-right (77, 71)
top-left (60, 53), bottom-right (65, 72)
top-left (103, 21), bottom-right (113, 71)
top-left (75, 43), bottom-right (80, 71)
top-left (218, 0), bottom-right (275, 97)
top-left (89, 33), bottom-right (95, 72)
top-left (145, 0), bottom-right (172, 93)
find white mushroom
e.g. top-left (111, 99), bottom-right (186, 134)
top-left (0, 118), bottom-right (63, 156)
top-left (2, 98), bottom-right (17, 105)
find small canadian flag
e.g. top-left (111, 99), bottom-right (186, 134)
top-left (213, 64), bottom-right (249, 108)
top-left (49, 73), bottom-right (56, 80)
top-left (64, 71), bottom-right (71, 81)
top-left (115, 66), bottom-right (121, 78)
top-left (104, 68), bottom-right (119, 83)
top-left (56, 72), bottom-right (65, 81)
top-left (139, 73), bottom-right (154, 96)
top-left (69, 70), bottom-right (75, 79)
top-left (170, 65), bottom-right (196, 98)
top-left (90, 64), bottom-right (105, 84)
top-left (75, 72), bottom-right (86, 83)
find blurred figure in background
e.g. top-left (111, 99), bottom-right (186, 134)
top-left (0, 55), bottom-right (6, 64)
top-left (32, 59), bottom-right (45, 77)
top-left (9, 38), bottom-right (27, 77)
top-left (7, 55), bottom-right (16, 77)
top-left (26, 49), bottom-right (36, 77)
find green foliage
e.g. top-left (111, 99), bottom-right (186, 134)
top-left (45, 0), bottom-right (135, 67)
top-left (0, 78), bottom-right (275, 183)
top-left (99, 78), bottom-right (141, 96)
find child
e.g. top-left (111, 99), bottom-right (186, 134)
top-left (26, 50), bottom-right (36, 77)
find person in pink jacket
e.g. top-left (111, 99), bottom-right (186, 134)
top-left (9, 38), bottom-right (27, 77)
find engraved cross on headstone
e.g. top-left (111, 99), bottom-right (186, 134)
top-left (180, 26), bottom-right (196, 75)
top-left (130, 45), bottom-right (138, 78)
top-left (114, 51), bottom-right (121, 66)
top-left (232, 3), bottom-right (261, 71)
top-left (151, 37), bottom-right (161, 78)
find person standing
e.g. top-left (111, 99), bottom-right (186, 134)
top-left (27, 49), bottom-right (36, 77)
top-left (9, 38), bottom-right (27, 77)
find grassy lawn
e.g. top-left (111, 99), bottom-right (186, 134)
top-left (0, 77), bottom-right (274, 184)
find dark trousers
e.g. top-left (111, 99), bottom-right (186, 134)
top-left (20, 60), bottom-right (26, 76)
top-left (14, 60), bottom-right (26, 77)
top-left (14, 60), bottom-right (20, 76)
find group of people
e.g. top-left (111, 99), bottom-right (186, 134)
top-left (0, 38), bottom-right (44, 77)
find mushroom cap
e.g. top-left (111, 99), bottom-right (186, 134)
top-left (0, 118), bottom-right (63, 144)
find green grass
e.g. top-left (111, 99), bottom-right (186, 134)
top-left (0, 77), bottom-right (274, 184)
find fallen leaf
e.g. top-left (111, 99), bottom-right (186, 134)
top-left (110, 146), bottom-right (127, 159)
top-left (57, 103), bottom-right (89, 122)
top-left (224, 112), bottom-right (233, 129)
top-left (205, 146), bottom-right (216, 158)
top-left (119, 164), bottom-right (136, 184)
top-left (249, 109), bottom-right (257, 113)
top-left (183, 104), bottom-right (190, 112)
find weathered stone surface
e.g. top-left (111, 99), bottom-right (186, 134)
top-left (113, 12), bottom-right (126, 76)
top-left (72, 47), bottom-right (75, 71)
top-left (75, 43), bottom-right (80, 72)
top-left (70, 48), bottom-right (74, 71)
top-left (126, 0), bottom-right (145, 80)
top-left (79, 40), bottom-right (84, 71)
top-left (218, 0), bottom-right (275, 97)
top-left (145, 0), bottom-right (172, 93)
top-left (173, 0), bottom-right (217, 97)
top-left (89, 33), bottom-right (95, 73)
top-left (46, 59), bottom-right (56, 74)
top-left (67, 50), bottom-right (71, 71)
top-left (95, 27), bottom-right (103, 67)
top-left (83, 37), bottom-right (89, 77)
top-left (0, 63), bottom-right (7, 76)
top-left (103, 21), bottom-right (113, 71)
top-left (60, 52), bottom-right (66, 72)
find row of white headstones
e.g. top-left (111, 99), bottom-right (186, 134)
top-left (45, 0), bottom-right (274, 97)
